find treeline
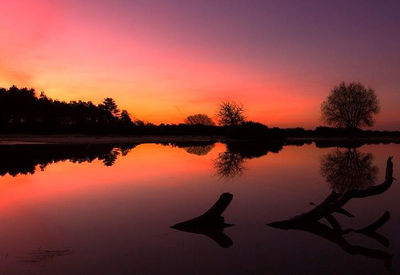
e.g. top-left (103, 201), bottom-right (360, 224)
top-left (1, 85), bottom-right (400, 138)
top-left (0, 86), bottom-right (282, 137)
top-left (0, 86), bottom-right (135, 134)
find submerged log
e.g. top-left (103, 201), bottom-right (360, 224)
top-left (171, 193), bottom-right (234, 248)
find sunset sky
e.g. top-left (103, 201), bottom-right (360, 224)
top-left (1, 0), bottom-right (399, 129)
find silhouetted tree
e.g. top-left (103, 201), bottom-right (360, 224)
top-left (0, 86), bottom-right (138, 134)
top-left (120, 110), bottom-right (133, 124)
top-left (321, 148), bottom-right (378, 193)
top-left (185, 114), bottom-right (215, 126)
top-left (321, 82), bottom-right (380, 129)
top-left (134, 119), bottom-right (145, 126)
top-left (102, 97), bottom-right (120, 117)
top-left (216, 101), bottom-right (245, 126)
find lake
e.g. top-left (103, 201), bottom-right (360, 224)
top-left (0, 141), bottom-right (399, 274)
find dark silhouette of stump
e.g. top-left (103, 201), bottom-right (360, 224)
top-left (171, 193), bottom-right (234, 248)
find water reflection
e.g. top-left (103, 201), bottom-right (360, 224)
top-left (268, 157), bottom-right (395, 270)
top-left (0, 141), bottom-right (399, 274)
top-left (214, 142), bottom-right (283, 178)
top-left (171, 193), bottom-right (234, 248)
top-left (0, 144), bottom-right (137, 176)
top-left (168, 141), bottom-right (216, 156)
top-left (321, 148), bottom-right (379, 193)
top-left (214, 151), bottom-right (245, 178)
top-left (0, 142), bottom-right (219, 177)
top-left (1, 141), bottom-right (392, 178)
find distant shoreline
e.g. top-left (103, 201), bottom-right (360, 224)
top-left (0, 134), bottom-right (399, 145)
top-left (0, 135), bottom-right (224, 145)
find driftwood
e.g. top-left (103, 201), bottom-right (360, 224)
top-left (171, 193), bottom-right (234, 248)
top-left (268, 157), bottom-right (395, 270)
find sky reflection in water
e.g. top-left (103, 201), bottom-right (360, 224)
top-left (0, 142), bottom-right (399, 274)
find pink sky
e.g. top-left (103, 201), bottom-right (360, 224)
top-left (0, 0), bottom-right (399, 129)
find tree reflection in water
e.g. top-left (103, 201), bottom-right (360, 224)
top-left (166, 142), bottom-right (215, 156)
top-left (214, 142), bottom-right (283, 179)
top-left (321, 148), bottom-right (379, 193)
top-left (214, 151), bottom-right (245, 179)
top-left (0, 144), bottom-right (137, 176)
top-left (183, 144), bottom-right (215, 156)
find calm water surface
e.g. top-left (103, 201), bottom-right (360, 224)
top-left (0, 142), bottom-right (399, 274)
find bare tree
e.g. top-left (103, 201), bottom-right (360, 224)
top-left (185, 114), bottom-right (215, 126)
top-left (321, 82), bottom-right (380, 129)
top-left (216, 101), bottom-right (245, 126)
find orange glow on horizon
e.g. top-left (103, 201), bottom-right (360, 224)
top-left (1, 0), bottom-right (399, 129)
top-left (0, 143), bottom-right (221, 214)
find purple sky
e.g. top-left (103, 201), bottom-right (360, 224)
top-left (1, 0), bottom-right (399, 128)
